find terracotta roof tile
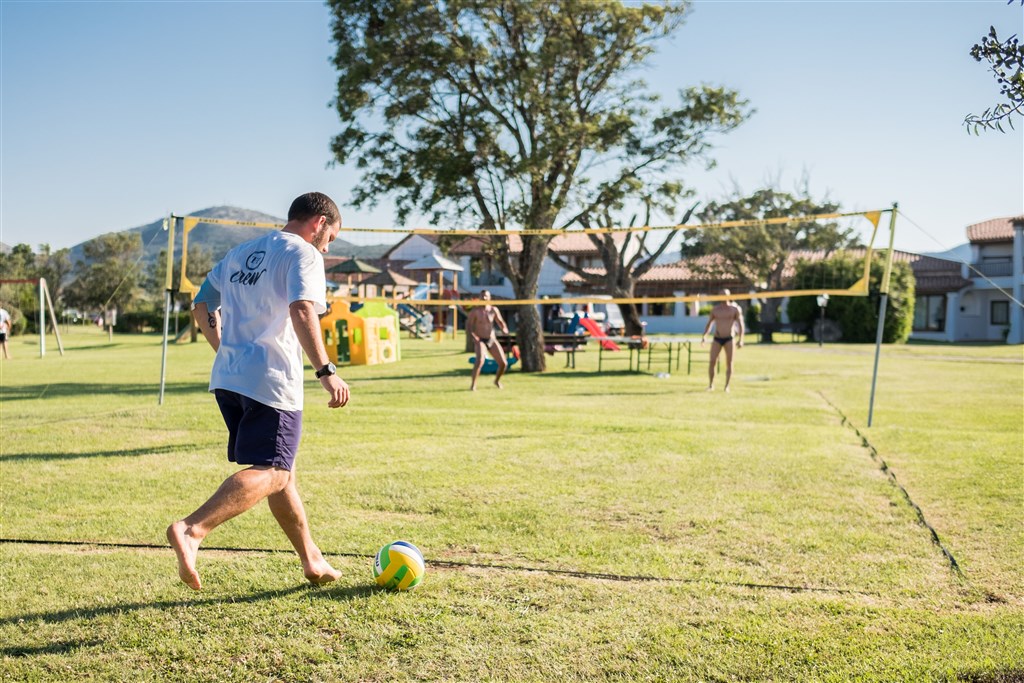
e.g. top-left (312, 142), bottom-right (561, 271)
top-left (449, 231), bottom-right (630, 256)
top-left (966, 216), bottom-right (1023, 243)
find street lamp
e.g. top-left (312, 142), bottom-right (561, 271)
top-left (816, 294), bottom-right (830, 347)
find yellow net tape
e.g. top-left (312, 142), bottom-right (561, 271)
top-left (170, 209), bottom-right (889, 302)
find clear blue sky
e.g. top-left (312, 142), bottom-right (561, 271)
top-left (1, 0), bottom-right (1021, 255)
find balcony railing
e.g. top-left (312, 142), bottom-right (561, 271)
top-left (971, 261), bottom-right (1014, 277)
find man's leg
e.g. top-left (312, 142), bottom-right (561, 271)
top-left (489, 342), bottom-right (508, 388)
top-left (723, 341), bottom-right (735, 392)
top-left (267, 472), bottom-right (340, 584)
top-left (167, 466), bottom-right (290, 590)
top-left (470, 339), bottom-right (485, 391)
top-left (707, 343), bottom-right (722, 390)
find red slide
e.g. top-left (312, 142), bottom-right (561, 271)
top-left (579, 317), bottom-right (620, 351)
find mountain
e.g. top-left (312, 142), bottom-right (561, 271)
top-left (69, 206), bottom-right (393, 267)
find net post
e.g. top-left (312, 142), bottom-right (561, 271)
top-left (868, 203), bottom-right (898, 427)
top-left (38, 278), bottom-right (45, 358)
top-left (159, 215), bottom-right (175, 406)
top-left (41, 278), bottom-right (64, 356)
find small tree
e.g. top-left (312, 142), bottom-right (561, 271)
top-left (685, 186), bottom-right (858, 340)
top-left (785, 253), bottom-right (915, 343)
top-left (964, 0), bottom-right (1024, 133)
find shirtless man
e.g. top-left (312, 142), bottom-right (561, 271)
top-left (466, 290), bottom-right (510, 390)
top-left (701, 289), bottom-right (745, 392)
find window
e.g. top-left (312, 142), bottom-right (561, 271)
top-left (645, 302), bottom-right (675, 317)
top-left (913, 295), bottom-right (946, 332)
top-left (991, 300), bottom-right (1010, 325)
top-left (469, 258), bottom-right (505, 286)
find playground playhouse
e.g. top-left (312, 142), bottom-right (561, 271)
top-left (320, 301), bottom-right (401, 366)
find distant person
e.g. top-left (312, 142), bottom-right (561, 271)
top-left (419, 310), bottom-right (433, 337)
top-left (0, 305), bottom-right (11, 359)
top-left (167, 192), bottom-right (350, 591)
top-left (701, 289), bottom-right (745, 392)
top-left (466, 289), bottom-right (510, 391)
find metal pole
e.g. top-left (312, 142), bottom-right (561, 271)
top-left (868, 203), bottom-right (899, 427)
top-left (818, 304), bottom-right (824, 347)
top-left (159, 215), bottom-right (175, 406)
top-left (39, 278), bottom-right (45, 358)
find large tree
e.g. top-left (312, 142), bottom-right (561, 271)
top-left (327, 0), bottom-right (748, 370)
top-left (964, 0), bottom-right (1024, 133)
top-left (685, 187), bottom-right (858, 340)
top-left (64, 233), bottom-right (145, 314)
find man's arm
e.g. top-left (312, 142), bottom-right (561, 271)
top-left (701, 316), bottom-right (714, 344)
top-left (192, 303), bottom-right (221, 351)
top-left (493, 308), bottom-right (510, 333)
top-left (735, 307), bottom-right (745, 347)
top-left (191, 278), bottom-right (222, 351)
top-left (289, 300), bottom-right (350, 409)
top-left (466, 309), bottom-right (481, 341)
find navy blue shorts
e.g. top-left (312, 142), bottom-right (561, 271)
top-left (214, 389), bottom-right (302, 471)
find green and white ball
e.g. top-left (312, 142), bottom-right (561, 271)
top-left (373, 540), bottom-right (425, 591)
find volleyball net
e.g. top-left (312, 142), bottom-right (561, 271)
top-left (168, 208), bottom-right (896, 307)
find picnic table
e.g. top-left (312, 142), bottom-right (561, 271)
top-left (494, 333), bottom-right (588, 368)
top-left (598, 336), bottom-right (700, 374)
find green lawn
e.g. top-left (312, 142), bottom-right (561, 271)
top-left (1, 327), bottom-right (1021, 681)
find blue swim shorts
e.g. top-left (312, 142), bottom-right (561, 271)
top-left (214, 389), bottom-right (302, 471)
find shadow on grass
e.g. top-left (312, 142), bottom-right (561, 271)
top-left (1, 382), bottom-right (205, 402)
top-left (0, 583), bottom-right (376, 628)
top-left (344, 370), bottom-right (466, 383)
top-left (2, 639), bottom-right (105, 657)
top-left (1, 443), bottom-right (204, 463)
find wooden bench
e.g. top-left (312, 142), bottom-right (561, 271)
top-left (494, 333), bottom-right (588, 368)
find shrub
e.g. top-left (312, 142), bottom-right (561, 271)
top-left (786, 253), bottom-right (915, 343)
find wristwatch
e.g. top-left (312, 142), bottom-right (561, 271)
top-left (315, 362), bottom-right (337, 378)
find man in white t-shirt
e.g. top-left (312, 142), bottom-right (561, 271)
top-left (167, 192), bottom-right (350, 591)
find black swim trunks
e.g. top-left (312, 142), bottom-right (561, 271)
top-left (713, 335), bottom-right (733, 346)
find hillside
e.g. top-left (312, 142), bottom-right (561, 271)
top-left (68, 206), bottom-right (393, 267)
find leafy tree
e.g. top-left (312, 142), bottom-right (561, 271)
top-left (0, 244), bottom-right (71, 332)
top-left (546, 199), bottom-right (699, 335)
top-left (327, 0), bottom-right (749, 370)
top-left (685, 186), bottom-right (858, 340)
top-left (964, 0), bottom-right (1024, 133)
top-left (786, 253), bottom-right (915, 343)
top-left (64, 233), bottom-right (145, 314)
top-left (35, 244), bottom-right (72, 302)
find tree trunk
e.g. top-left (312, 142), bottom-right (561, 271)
top-left (612, 286), bottom-right (643, 336)
top-left (516, 304), bottom-right (546, 372)
top-left (759, 298), bottom-right (782, 343)
top-left (509, 235), bottom-right (550, 372)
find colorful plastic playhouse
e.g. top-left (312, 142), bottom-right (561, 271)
top-left (320, 301), bottom-right (401, 366)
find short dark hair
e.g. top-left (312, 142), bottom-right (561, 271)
top-left (288, 192), bottom-right (340, 225)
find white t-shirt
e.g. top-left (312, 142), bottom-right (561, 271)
top-left (0, 308), bottom-right (10, 330)
top-left (203, 231), bottom-right (326, 411)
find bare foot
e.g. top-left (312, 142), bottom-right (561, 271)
top-left (724, 386), bottom-right (731, 393)
top-left (167, 521), bottom-right (202, 590)
top-left (494, 379), bottom-right (503, 389)
top-left (706, 385), bottom-right (714, 392)
top-left (303, 553), bottom-right (341, 585)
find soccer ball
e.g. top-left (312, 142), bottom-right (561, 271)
top-left (373, 540), bottom-right (425, 591)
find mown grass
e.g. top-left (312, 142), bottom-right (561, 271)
top-left (1, 327), bottom-right (1021, 681)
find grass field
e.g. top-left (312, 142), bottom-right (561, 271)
top-left (1, 327), bottom-right (1021, 681)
